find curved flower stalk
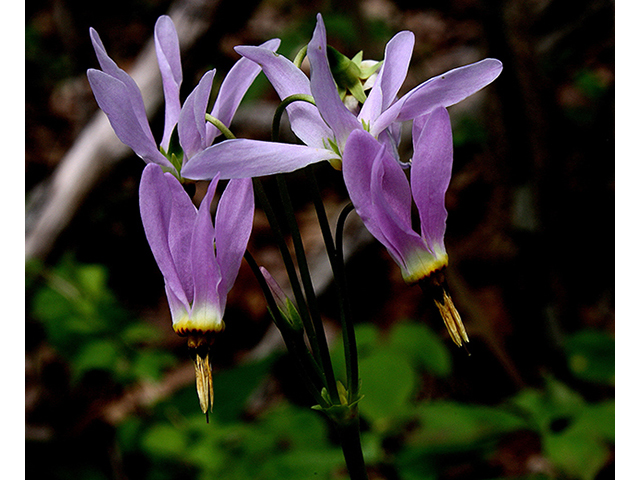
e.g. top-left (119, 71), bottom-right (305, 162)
top-left (342, 107), bottom-right (468, 347)
top-left (139, 163), bottom-right (254, 415)
top-left (181, 13), bottom-right (502, 180)
top-left (87, 15), bottom-right (280, 176)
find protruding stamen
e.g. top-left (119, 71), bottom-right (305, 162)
top-left (434, 290), bottom-right (469, 348)
top-left (188, 334), bottom-right (215, 420)
top-left (419, 269), bottom-right (470, 350)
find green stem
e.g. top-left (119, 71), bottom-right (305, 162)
top-left (335, 414), bottom-right (369, 480)
top-left (293, 45), bottom-right (308, 69)
top-left (204, 114), bottom-right (236, 140)
top-left (306, 166), bottom-right (360, 401)
top-left (243, 250), bottom-right (327, 406)
top-left (334, 202), bottom-right (358, 400)
top-left (271, 94), bottom-right (315, 142)
top-left (252, 179), bottom-right (323, 367)
top-left (275, 173), bottom-right (340, 403)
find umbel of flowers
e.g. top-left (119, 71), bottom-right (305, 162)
top-left (88, 14), bottom-right (502, 465)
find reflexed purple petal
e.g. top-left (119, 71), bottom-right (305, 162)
top-left (374, 144), bottom-right (413, 228)
top-left (360, 30), bottom-right (414, 125)
top-left (139, 164), bottom-right (191, 306)
top-left (182, 139), bottom-right (338, 180)
top-left (90, 28), bottom-right (151, 138)
top-left (178, 69), bottom-right (215, 160)
top-left (88, 69), bottom-right (172, 167)
top-left (357, 84), bottom-right (382, 126)
top-left (154, 15), bottom-right (183, 151)
top-left (377, 123), bottom-right (403, 164)
top-left (165, 172), bottom-right (197, 301)
top-left (377, 31), bottom-right (414, 110)
top-left (342, 130), bottom-right (397, 249)
top-left (371, 58), bottom-right (503, 136)
top-left (165, 284), bottom-right (190, 326)
top-left (411, 106), bottom-right (452, 251)
top-left (411, 112), bottom-right (428, 144)
top-left (207, 39), bottom-right (281, 144)
top-left (191, 175), bottom-right (223, 316)
top-left (369, 143), bottom-right (428, 268)
top-left (215, 178), bottom-right (254, 296)
top-left (307, 14), bottom-right (362, 151)
top-left (235, 45), bottom-right (332, 148)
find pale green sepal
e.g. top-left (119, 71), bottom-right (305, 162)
top-left (326, 137), bottom-right (341, 157)
top-left (158, 126), bottom-right (184, 179)
top-left (268, 299), bottom-right (304, 332)
top-left (327, 46), bottom-right (368, 104)
top-left (311, 382), bottom-right (364, 425)
top-left (284, 298), bottom-right (304, 331)
top-left (359, 60), bottom-right (382, 79)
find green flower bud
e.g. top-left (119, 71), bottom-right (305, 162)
top-left (327, 47), bottom-right (381, 105)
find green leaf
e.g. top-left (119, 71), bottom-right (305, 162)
top-left (122, 322), bottom-right (163, 345)
top-left (543, 426), bottom-right (610, 480)
top-left (353, 323), bottom-right (380, 355)
top-left (388, 321), bottom-right (452, 377)
top-left (542, 398), bottom-right (613, 479)
top-left (358, 349), bottom-right (417, 429)
top-left (73, 339), bottom-right (121, 378)
top-left (565, 329), bottom-right (615, 385)
top-left (510, 377), bottom-right (585, 432)
top-left (395, 447), bottom-right (439, 480)
top-left (580, 400), bottom-right (615, 442)
top-left (210, 355), bottom-right (277, 423)
top-left (408, 401), bottom-right (527, 453)
top-left (76, 264), bottom-right (109, 300)
top-left (131, 350), bottom-right (176, 381)
top-left (141, 423), bottom-right (189, 458)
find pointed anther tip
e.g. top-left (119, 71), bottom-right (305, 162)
top-left (187, 333), bottom-right (216, 420)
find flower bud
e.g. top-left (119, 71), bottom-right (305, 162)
top-left (260, 267), bottom-right (303, 331)
top-left (327, 47), bottom-right (381, 105)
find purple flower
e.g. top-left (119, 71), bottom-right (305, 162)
top-left (87, 15), bottom-right (279, 175)
top-left (181, 13), bottom-right (502, 180)
top-left (343, 107), bottom-right (469, 346)
top-left (343, 106), bottom-right (453, 284)
top-left (139, 163), bottom-right (254, 336)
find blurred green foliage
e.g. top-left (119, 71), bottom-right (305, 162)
top-left (26, 258), bottom-right (614, 479)
top-left (28, 255), bottom-right (177, 384)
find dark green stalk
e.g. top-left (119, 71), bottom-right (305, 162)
top-left (275, 173), bottom-right (340, 403)
top-left (270, 94), bottom-right (340, 403)
top-left (243, 250), bottom-right (327, 407)
top-left (252, 178), bottom-right (323, 369)
top-left (333, 202), bottom-right (358, 399)
top-left (336, 416), bottom-right (369, 480)
top-left (271, 94), bottom-right (315, 143)
top-left (306, 165), bottom-right (359, 401)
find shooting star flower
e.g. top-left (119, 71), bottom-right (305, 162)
top-left (342, 107), bottom-right (468, 347)
top-left (139, 163), bottom-right (254, 415)
top-left (87, 15), bottom-right (279, 175)
top-left (181, 13), bottom-right (501, 180)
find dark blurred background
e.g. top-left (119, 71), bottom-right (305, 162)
top-left (25, 0), bottom-right (614, 479)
